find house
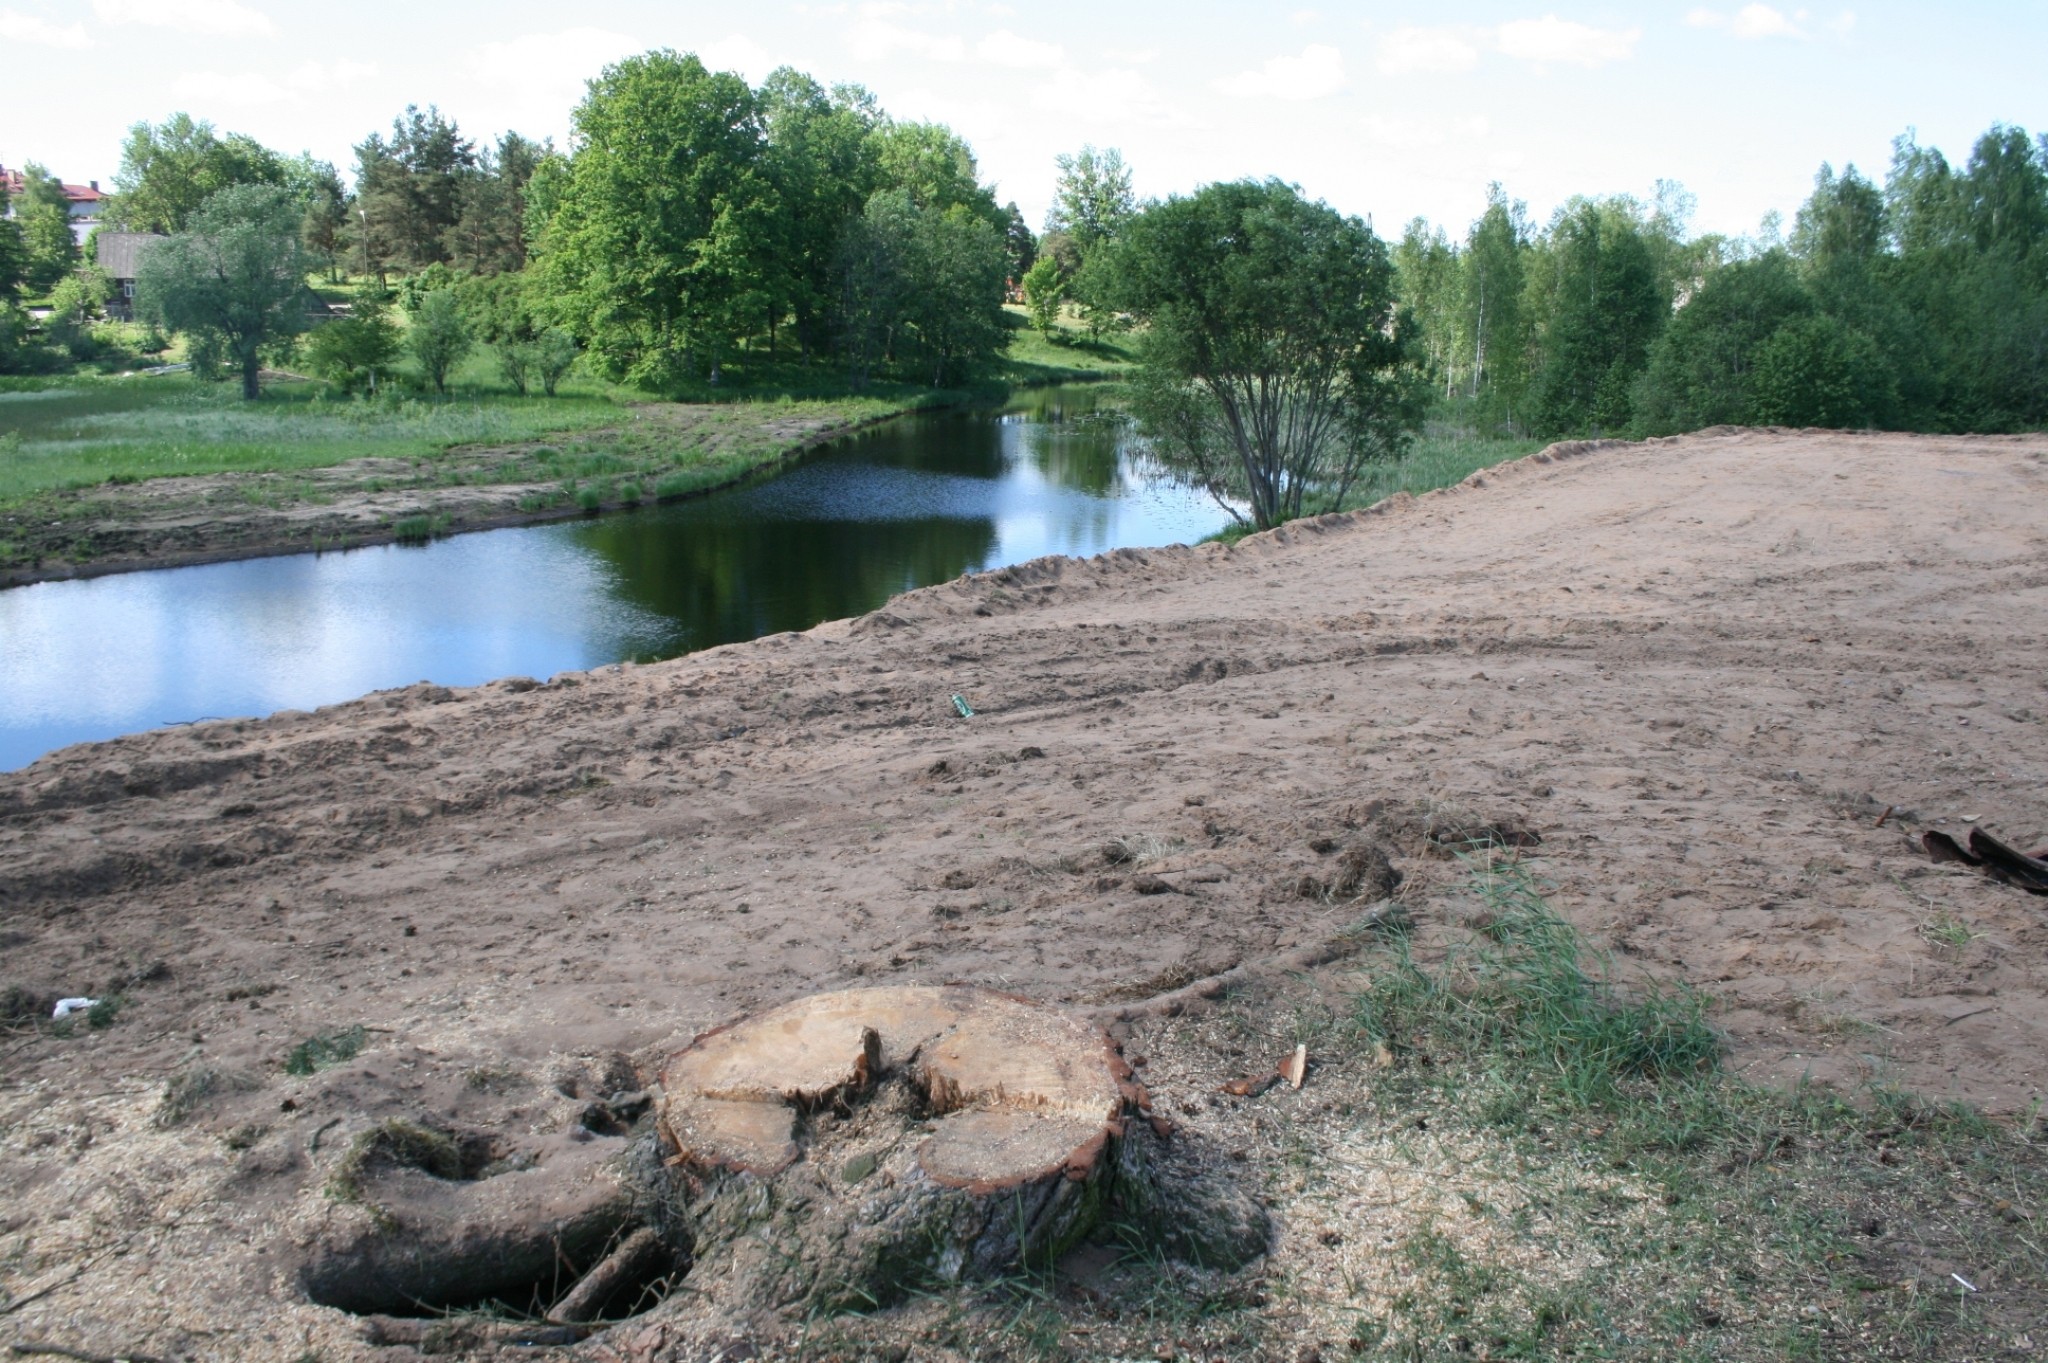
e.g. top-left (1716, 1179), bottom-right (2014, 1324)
top-left (1, 165), bottom-right (108, 244)
top-left (92, 232), bottom-right (165, 320)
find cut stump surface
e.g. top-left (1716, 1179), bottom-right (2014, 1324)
top-left (650, 985), bottom-right (1180, 1314)
top-left (659, 984), bottom-right (1134, 1190)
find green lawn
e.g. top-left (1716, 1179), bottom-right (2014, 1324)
top-left (0, 378), bottom-right (631, 504)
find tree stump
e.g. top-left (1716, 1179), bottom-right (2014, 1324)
top-left (650, 985), bottom-right (1257, 1315)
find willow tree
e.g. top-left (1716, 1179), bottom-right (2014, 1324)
top-left (1115, 179), bottom-right (1420, 530)
top-left (136, 184), bottom-right (311, 400)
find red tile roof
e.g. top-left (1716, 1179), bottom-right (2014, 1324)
top-left (0, 166), bottom-right (104, 205)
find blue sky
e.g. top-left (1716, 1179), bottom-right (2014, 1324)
top-left (2, 1), bottom-right (2042, 242)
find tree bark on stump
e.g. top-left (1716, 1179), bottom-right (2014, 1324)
top-left (651, 985), bottom-right (1241, 1315)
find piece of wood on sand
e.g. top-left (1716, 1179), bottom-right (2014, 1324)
top-left (650, 985), bottom-right (1266, 1316)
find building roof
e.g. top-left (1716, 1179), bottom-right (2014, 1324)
top-left (0, 165), bottom-right (105, 205)
top-left (94, 232), bottom-right (164, 280)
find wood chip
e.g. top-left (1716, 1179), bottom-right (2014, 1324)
top-left (1279, 1043), bottom-right (1307, 1090)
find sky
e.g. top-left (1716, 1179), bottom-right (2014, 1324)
top-left (1, 1), bottom-right (2043, 243)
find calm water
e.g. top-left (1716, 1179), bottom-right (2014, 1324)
top-left (0, 385), bottom-right (1228, 770)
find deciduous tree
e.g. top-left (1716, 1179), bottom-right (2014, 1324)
top-left (15, 164), bottom-right (78, 294)
top-left (406, 288), bottom-right (472, 393)
top-left (108, 114), bottom-right (291, 234)
top-left (533, 50), bottom-right (773, 388)
top-left (1115, 179), bottom-right (1420, 530)
top-left (137, 184), bottom-right (313, 399)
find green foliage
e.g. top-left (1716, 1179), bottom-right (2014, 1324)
top-left (405, 288), bottom-right (472, 393)
top-left (108, 113), bottom-right (295, 234)
top-left (535, 50), bottom-right (771, 389)
top-left (137, 183), bottom-right (314, 399)
top-left (304, 287), bottom-right (402, 393)
top-left (872, 120), bottom-right (1001, 225)
top-left (1632, 253), bottom-right (1814, 432)
top-left (835, 190), bottom-right (1009, 387)
top-left (15, 163), bottom-right (79, 294)
top-left (759, 69), bottom-right (885, 360)
top-left (0, 214), bottom-right (26, 301)
top-left (1021, 256), bottom-right (1065, 337)
top-left (353, 104), bottom-right (477, 277)
top-left (1046, 145), bottom-right (1137, 257)
top-left (284, 1024), bottom-right (366, 1076)
top-left (1002, 202), bottom-right (1035, 279)
top-left (1526, 198), bottom-right (1668, 436)
top-left (531, 328), bottom-right (578, 397)
top-left (299, 161), bottom-right (351, 280)
top-left (1114, 179), bottom-right (1422, 530)
top-left (1400, 122), bottom-right (2048, 437)
top-left (1751, 313), bottom-right (1898, 427)
top-left (45, 267), bottom-right (114, 360)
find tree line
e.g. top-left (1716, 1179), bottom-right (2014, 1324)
top-left (1392, 125), bottom-right (2048, 437)
top-left (2, 49), bottom-right (2043, 456)
top-left (0, 52), bottom-right (1041, 391)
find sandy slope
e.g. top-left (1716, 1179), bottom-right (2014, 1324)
top-left (1, 427), bottom-right (2045, 1353)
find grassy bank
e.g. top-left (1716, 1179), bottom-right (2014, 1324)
top-left (1343, 428), bottom-right (1549, 507)
top-left (0, 316), bottom-right (1132, 579)
top-left (1198, 428), bottom-right (1550, 545)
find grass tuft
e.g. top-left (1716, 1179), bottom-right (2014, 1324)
top-left (284, 1024), bottom-right (366, 1076)
top-left (391, 512), bottom-right (451, 544)
top-left (1359, 856), bottom-right (1719, 1109)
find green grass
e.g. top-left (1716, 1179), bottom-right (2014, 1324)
top-left (391, 512), bottom-right (452, 544)
top-left (999, 305), bottom-right (1140, 380)
top-left (1342, 428), bottom-right (1549, 509)
top-left (1359, 856), bottom-right (1720, 1107)
top-left (1306, 857), bottom-right (2048, 1360)
top-left (283, 1024), bottom-right (366, 1076)
top-left (0, 378), bottom-right (628, 504)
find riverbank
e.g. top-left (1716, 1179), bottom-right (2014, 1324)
top-left (0, 385), bottom-right (957, 587)
top-left (0, 309), bottom-right (1137, 588)
top-left (0, 428), bottom-right (2043, 1358)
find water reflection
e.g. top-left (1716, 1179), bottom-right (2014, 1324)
top-left (0, 384), bottom-right (1228, 769)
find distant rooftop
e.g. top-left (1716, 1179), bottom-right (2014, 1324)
top-left (0, 165), bottom-right (105, 207)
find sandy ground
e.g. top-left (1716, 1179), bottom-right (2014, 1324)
top-left (1, 426), bottom-right (2046, 1357)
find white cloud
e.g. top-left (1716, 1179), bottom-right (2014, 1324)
top-left (1214, 43), bottom-right (1346, 101)
top-left (0, 9), bottom-right (89, 47)
top-left (92, 0), bottom-right (275, 38)
top-left (977, 29), bottom-right (1064, 70)
top-left (169, 58), bottom-right (375, 107)
top-left (466, 27), bottom-right (644, 94)
top-left (1688, 5), bottom-right (1832, 38)
top-left (1733, 4), bottom-right (1804, 38)
top-left (697, 33), bottom-right (775, 80)
top-left (1495, 15), bottom-right (1640, 67)
top-left (1027, 65), bottom-right (1185, 127)
top-left (1376, 25), bottom-right (1481, 74)
top-left (846, 17), bottom-right (966, 62)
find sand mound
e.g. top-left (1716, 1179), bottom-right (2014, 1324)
top-left (2, 426), bottom-right (2045, 1354)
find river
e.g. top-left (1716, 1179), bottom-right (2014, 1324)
top-left (0, 384), bottom-right (1229, 771)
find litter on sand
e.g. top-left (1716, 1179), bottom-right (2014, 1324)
top-left (951, 694), bottom-right (975, 718)
top-left (1923, 827), bottom-right (2048, 895)
top-left (51, 997), bottom-right (98, 1020)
